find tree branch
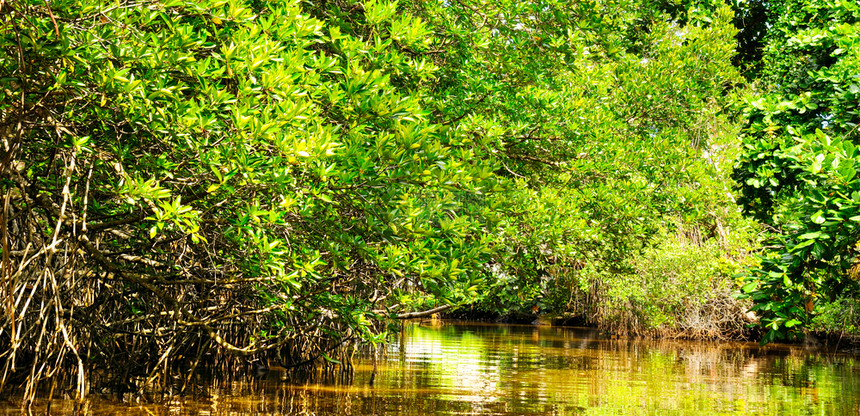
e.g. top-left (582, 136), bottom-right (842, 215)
top-left (391, 304), bottom-right (452, 319)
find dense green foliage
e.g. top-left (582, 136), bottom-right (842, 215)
top-left (1, 0), bottom-right (503, 401)
top-left (734, 0), bottom-right (860, 343)
top-left (446, 0), bottom-right (756, 335)
top-left (4, 0), bottom-right (859, 405)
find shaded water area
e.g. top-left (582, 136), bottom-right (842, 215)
top-left (7, 323), bottom-right (860, 415)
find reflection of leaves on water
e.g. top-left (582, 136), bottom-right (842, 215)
top-left (28, 323), bottom-right (860, 415)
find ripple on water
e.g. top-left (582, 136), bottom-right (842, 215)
top-left (5, 323), bottom-right (860, 415)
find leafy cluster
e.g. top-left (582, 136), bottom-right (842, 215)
top-left (735, 0), bottom-right (860, 343)
top-left (0, 0), bottom-right (500, 400)
top-left (445, 1), bottom-right (754, 334)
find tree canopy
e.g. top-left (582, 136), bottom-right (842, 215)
top-left (2, 0), bottom-right (858, 405)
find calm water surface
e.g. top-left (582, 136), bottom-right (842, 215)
top-left (12, 323), bottom-right (860, 415)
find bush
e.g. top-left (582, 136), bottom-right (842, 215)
top-left (595, 223), bottom-right (756, 339)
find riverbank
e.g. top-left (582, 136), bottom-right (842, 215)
top-left (442, 309), bottom-right (860, 353)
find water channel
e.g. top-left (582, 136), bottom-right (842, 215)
top-left (10, 323), bottom-right (860, 415)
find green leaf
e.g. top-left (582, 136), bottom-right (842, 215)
top-left (799, 232), bottom-right (821, 240)
top-left (811, 211), bottom-right (826, 224)
top-left (321, 352), bottom-right (342, 365)
top-left (838, 165), bottom-right (856, 182)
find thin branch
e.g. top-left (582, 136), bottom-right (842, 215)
top-left (389, 304), bottom-right (452, 319)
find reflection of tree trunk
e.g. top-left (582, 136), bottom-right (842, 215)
top-left (742, 360), bottom-right (759, 378)
top-left (399, 326), bottom-right (406, 357)
top-left (369, 343), bottom-right (379, 386)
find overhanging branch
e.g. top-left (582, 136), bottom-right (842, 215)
top-left (392, 304), bottom-right (452, 319)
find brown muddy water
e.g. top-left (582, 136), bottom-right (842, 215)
top-left (5, 323), bottom-right (860, 415)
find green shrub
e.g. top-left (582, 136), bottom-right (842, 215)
top-left (599, 223), bottom-right (757, 338)
top-left (810, 297), bottom-right (860, 336)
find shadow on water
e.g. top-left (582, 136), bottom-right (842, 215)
top-left (5, 323), bottom-right (860, 415)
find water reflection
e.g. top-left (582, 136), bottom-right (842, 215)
top-left (9, 323), bottom-right (860, 415)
